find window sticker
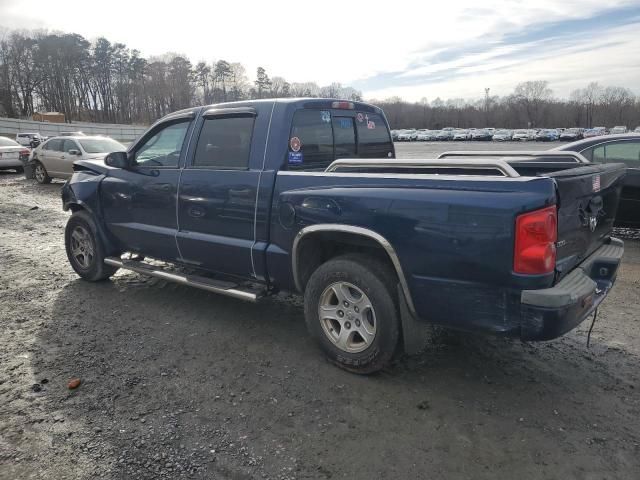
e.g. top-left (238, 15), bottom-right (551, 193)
top-left (320, 110), bottom-right (331, 123)
top-left (367, 120), bottom-right (376, 129)
top-left (338, 118), bottom-right (351, 129)
top-left (289, 136), bottom-right (301, 152)
top-left (356, 113), bottom-right (364, 123)
top-left (288, 151), bottom-right (303, 164)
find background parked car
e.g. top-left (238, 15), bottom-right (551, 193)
top-left (610, 126), bottom-right (628, 134)
top-left (471, 129), bottom-right (493, 141)
top-left (436, 129), bottom-right (454, 141)
top-left (396, 129), bottom-right (417, 141)
top-left (536, 129), bottom-right (560, 141)
top-left (416, 129), bottom-right (438, 141)
top-left (554, 133), bottom-right (640, 228)
top-left (452, 129), bottom-right (471, 140)
top-left (560, 128), bottom-right (584, 141)
top-left (512, 129), bottom-right (536, 141)
top-left (0, 136), bottom-right (30, 172)
top-left (59, 131), bottom-right (87, 137)
top-left (635, 126), bottom-right (640, 133)
top-left (15, 132), bottom-right (42, 146)
top-left (492, 129), bottom-right (513, 141)
top-left (31, 135), bottom-right (125, 184)
top-left (583, 127), bottom-right (607, 138)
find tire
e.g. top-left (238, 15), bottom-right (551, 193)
top-left (33, 161), bottom-right (51, 184)
top-left (304, 254), bottom-right (400, 374)
top-left (65, 210), bottom-right (118, 281)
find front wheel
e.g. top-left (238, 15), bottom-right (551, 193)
top-left (34, 161), bottom-right (51, 184)
top-left (65, 211), bottom-right (118, 281)
top-left (304, 254), bottom-right (400, 374)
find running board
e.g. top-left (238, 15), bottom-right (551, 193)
top-left (104, 257), bottom-right (261, 302)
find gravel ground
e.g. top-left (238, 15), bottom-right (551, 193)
top-left (1, 142), bottom-right (639, 479)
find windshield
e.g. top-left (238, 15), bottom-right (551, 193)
top-left (567, 128), bottom-right (580, 133)
top-left (0, 137), bottom-right (20, 147)
top-left (495, 130), bottom-right (510, 135)
top-left (79, 138), bottom-right (125, 154)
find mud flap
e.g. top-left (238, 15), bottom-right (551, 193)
top-left (398, 284), bottom-right (432, 355)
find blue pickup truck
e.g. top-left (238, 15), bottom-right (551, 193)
top-left (62, 98), bottom-right (625, 373)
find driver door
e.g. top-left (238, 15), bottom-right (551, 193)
top-left (101, 117), bottom-right (194, 261)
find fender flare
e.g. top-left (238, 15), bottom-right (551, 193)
top-left (291, 224), bottom-right (417, 316)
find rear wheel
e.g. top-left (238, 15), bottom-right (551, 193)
top-left (65, 211), bottom-right (118, 281)
top-left (304, 254), bottom-right (400, 374)
top-left (34, 161), bottom-right (51, 184)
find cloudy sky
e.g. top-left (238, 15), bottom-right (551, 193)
top-left (1, 0), bottom-right (639, 101)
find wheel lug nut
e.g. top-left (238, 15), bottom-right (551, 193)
top-left (343, 301), bottom-right (349, 308)
top-left (354, 306), bottom-right (359, 313)
top-left (337, 310), bottom-right (344, 317)
top-left (355, 320), bottom-right (361, 327)
top-left (344, 321), bottom-right (351, 329)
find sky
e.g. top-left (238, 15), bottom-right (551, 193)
top-left (1, 0), bottom-right (639, 102)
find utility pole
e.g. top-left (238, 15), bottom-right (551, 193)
top-left (484, 87), bottom-right (490, 125)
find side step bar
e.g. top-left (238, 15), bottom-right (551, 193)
top-left (104, 257), bottom-right (261, 302)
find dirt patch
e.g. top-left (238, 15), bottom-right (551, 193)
top-left (1, 171), bottom-right (639, 479)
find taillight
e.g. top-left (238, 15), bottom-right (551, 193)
top-left (20, 149), bottom-right (30, 156)
top-left (514, 205), bottom-right (557, 275)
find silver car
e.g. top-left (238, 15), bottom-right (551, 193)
top-left (31, 136), bottom-right (125, 184)
top-left (0, 136), bottom-right (29, 172)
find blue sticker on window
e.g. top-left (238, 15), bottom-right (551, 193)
top-left (320, 110), bottom-right (331, 123)
top-left (288, 151), bottom-right (303, 164)
top-left (338, 118), bottom-right (351, 129)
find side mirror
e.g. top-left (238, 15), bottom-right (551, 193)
top-left (105, 151), bottom-right (131, 169)
top-left (68, 149), bottom-right (81, 156)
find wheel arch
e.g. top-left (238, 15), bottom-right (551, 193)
top-left (292, 224), bottom-right (416, 315)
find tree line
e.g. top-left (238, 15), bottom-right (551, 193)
top-left (375, 80), bottom-right (639, 130)
top-left (0, 30), bottom-right (362, 124)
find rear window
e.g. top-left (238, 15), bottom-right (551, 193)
top-left (286, 109), bottom-right (393, 170)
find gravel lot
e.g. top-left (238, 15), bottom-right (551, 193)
top-left (1, 141), bottom-right (639, 479)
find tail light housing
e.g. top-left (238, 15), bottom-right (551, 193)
top-left (514, 205), bottom-right (557, 275)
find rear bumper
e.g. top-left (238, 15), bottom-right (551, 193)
top-left (520, 237), bottom-right (624, 341)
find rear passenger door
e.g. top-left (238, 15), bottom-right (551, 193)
top-left (40, 138), bottom-right (64, 175)
top-left (177, 108), bottom-right (258, 277)
top-left (59, 139), bottom-right (81, 177)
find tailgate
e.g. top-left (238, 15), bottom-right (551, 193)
top-left (548, 163), bottom-right (626, 280)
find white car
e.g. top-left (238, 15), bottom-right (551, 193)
top-left (31, 135), bottom-right (125, 183)
top-left (610, 126), bottom-right (627, 134)
top-left (416, 129), bottom-right (437, 141)
top-left (15, 132), bottom-right (43, 146)
top-left (0, 137), bottom-right (29, 172)
top-left (492, 129), bottom-right (513, 141)
top-left (452, 129), bottom-right (471, 140)
top-left (512, 129), bottom-right (536, 141)
top-left (396, 129), bottom-right (417, 141)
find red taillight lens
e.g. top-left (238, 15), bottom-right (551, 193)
top-left (514, 205), bottom-right (557, 274)
top-left (20, 149), bottom-right (30, 155)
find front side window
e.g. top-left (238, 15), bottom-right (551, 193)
top-left (193, 116), bottom-right (254, 169)
top-left (63, 139), bottom-right (79, 153)
top-left (134, 121), bottom-right (190, 167)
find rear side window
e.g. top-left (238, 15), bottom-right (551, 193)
top-left (288, 110), bottom-right (334, 169)
top-left (356, 112), bottom-right (393, 158)
top-left (603, 141), bottom-right (640, 166)
top-left (193, 116), bottom-right (254, 169)
top-left (46, 139), bottom-right (63, 151)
